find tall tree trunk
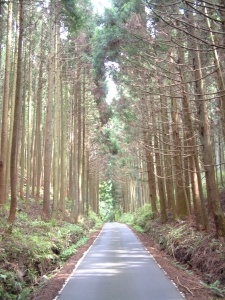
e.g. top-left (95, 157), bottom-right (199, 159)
top-left (52, 22), bottom-right (61, 219)
top-left (19, 89), bottom-right (26, 199)
top-left (82, 70), bottom-right (87, 215)
top-left (77, 71), bottom-right (83, 218)
top-left (5, 12), bottom-right (20, 204)
top-left (34, 51), bottom-right (44, 201)
top-left (42, 2), bottom-right (55, 221)
top-left (0, 1), bottom-right (13, 207)
top-left (154, 133), bottom-right (167, 223)
top-left (188, 10), bottom-right (225, 236)
top-left (158, 78), bottom-right (177, 220)
top-left (143, 129), bottom-right (158, 217)
top-left (169, 67), bottom-right (188, 218)
top-left (203, 2), bottom-right (225, 140)
top-left (141, 96), bottom-right (158, 217)
top-left (59, 84), bottom-right (67, 218)
top-left (8, 0), bottom-right (24, 225)
top-left (178, 44), bottom-right (209, 230)
top-left (25, 41), bottom-right (33, 206)
top-left (71, 69), bottom-right (79, 222)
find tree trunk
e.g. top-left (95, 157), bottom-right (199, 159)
top-left (178, 44), bottom-right (209, 230)
top-left (0, 1), bottom-right (13, 207)
top-left (5, 12), bottom-right (20, 205)
top-left (52, 22), bottom-right (61, 219)
top-left (188, 10), bottom-right (225, 236)
top-left (34, 48), bottom-right (44, 201)
top-left (143, 129), bottom-right (158, 217)
top-left (59, 84), bottom-right (67, 218)
top-left (154, 133), bottom-right (167, 223)
top-left (25, 41), bottom-right (33, 206)
top-left (8, 0), bottom-right (24, 225)
top-left (141, 96), bottom-right (158, 217)
top-left (158, 78), bottom-right (177, 220)
top-left (169, 77), bottom-right (188, 218)
top-left (42, 2), bottom-right (55, 221)
top-left (203, 2), bottom-right (225, 140)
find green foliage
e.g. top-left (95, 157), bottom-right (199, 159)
top-left (60, 245), bottom-right (77, 261)
top-left (167, 224), bottom-right (188, 241)
top-left (88, 210), bottom-right (103, 229)
top-left (91, 23), bottom-right (123, 85)
top-left (113, 0), bottom-right (145, 23)
top-left (78, 211), bottom-right (103, 232)
top-left (122, 108), bottom-right (136, 123)
top-left (117, 204), bottom-right (154, 231)
top-left (61, 0), bottom-right (92, 32)
top-left (116, 212), bottom-right (134, 225)
top-left (0, 270), bottom-right (21, 294)
top-left (99, 180), bottom-right (116, 221)
top-left (102, 127), bottom-right (120, 155)
top-left (133, 204), bottom-right (154, 228)
top-left (0, 210), bottom-right (102, 299)
top-left (60, 237), bottom-right (88, 261)
top-left (203, 280), bottom-right (225, 297)
top-left (132, 224), bottom-right (144, 233)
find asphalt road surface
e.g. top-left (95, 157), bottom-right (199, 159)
top-left (56, 222), bottom-right (185, 300)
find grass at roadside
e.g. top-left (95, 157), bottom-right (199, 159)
top-left (0, 208), bottom-right (102, 300)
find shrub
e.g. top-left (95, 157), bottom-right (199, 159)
top-left (117, 212), bottom-right (134, 225)
top-left (134, 204), bottom-right (153, 228)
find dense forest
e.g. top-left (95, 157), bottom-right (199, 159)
top-left (1, 0), bottom-right (225, 298)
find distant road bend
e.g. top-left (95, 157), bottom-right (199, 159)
top-left (55, 222), bottom-right (184, 300)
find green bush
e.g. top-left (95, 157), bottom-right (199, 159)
top-left (0, 211), bottom-right (103, 300)
top-left (117, 212), bottom-right (134, 225)
top-left (116, 204), bottom-right (153, 229)
top-left (132, 224), bottom-right (144, 233)
top-left (60, 237), bottom-right (88, 261)
top-left (133, 204), bottom-right (153, 228)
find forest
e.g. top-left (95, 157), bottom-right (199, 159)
top-left (0, 0), bottom-right (225, 299)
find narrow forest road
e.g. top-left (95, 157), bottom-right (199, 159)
top-left (55, 223), bottom-right (185, 300)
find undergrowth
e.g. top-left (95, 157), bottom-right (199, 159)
top-left (0, 208), bottom-right (102, 299)
top-left (119, 205), bottom-right (225, 298)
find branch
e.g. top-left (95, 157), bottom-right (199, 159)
top-left (150, 8), bottom-right (225, 49)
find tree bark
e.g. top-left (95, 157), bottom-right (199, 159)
top-left (42, 2), bottom-right (55, 221)
top-left (8, 0), bottom-right (24, 225)
top-left (0, 1), bottom-right (13, 207)
top-left (188, 9), bottom-right (225, 236)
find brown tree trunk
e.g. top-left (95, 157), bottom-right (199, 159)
top-left (170, 81), bottom-right (188, 218)
top-left (158, 78), bottom-right (177, 220)
top-left (34, 50), bottom-right (44, 201)
top-left (203, 2), bottom-right (225, 140)
top-left (42, 2), bottom-right (55, 221)
top-left (0, 1), bottom-right (13, 207)
top-left (188, 10), bottom-right (225, 236)
top-left (59, 84), bottom-right (67, 218)
top-left (52, 22), bottom-right (61, 219)
top-left (8, 0), bottom-right (24, 225)
top-left (143, 129), bottom-right (158, 217)
top-left (154, 133), bottom-right (167, 223)
top-left (178, 45), bottom-right (209, 230)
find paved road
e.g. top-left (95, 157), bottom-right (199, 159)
top-left (56, 223), bottom-right (184, 300)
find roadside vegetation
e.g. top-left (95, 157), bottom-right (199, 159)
top-left (118, 202), bottom-right (225, 299)
top-left (0, 200), bottom-right (102, 300)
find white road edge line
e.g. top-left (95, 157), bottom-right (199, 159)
top-left (53, 224), bottom-right (105, 300)
top-left (131, 227), bottom-right (186, 300)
